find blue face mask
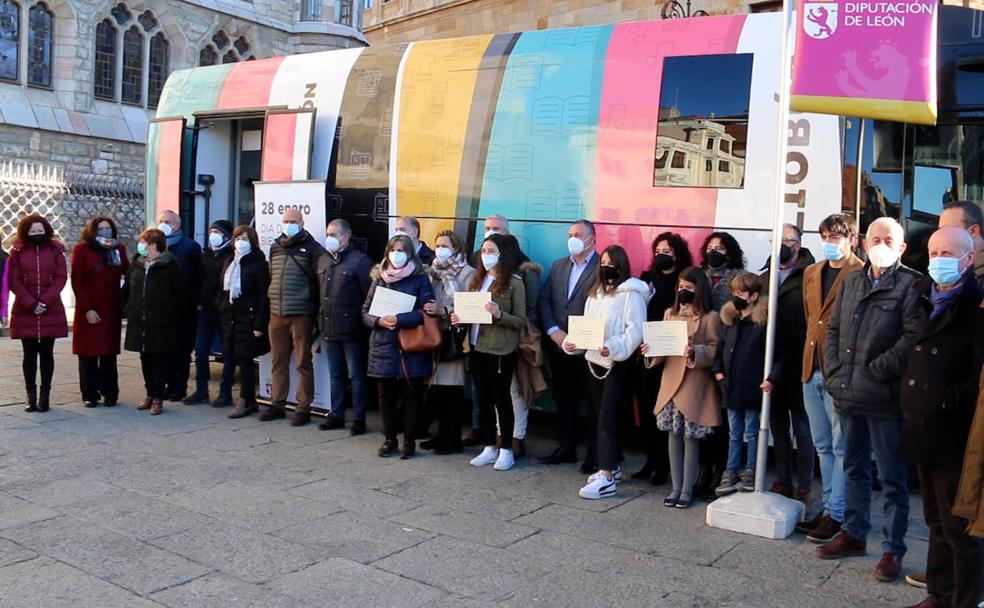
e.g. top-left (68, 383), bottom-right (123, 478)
top-left (282, 223), bottom-right (301, 238)
top-left (137, 242), bottom-right (149, 257)
top-left (822, 241), bottom-right (845, 262)
top-left (928, 256), bottom-right (963, 287)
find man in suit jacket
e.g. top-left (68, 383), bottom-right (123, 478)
top-left (538, 219), bottom-right (599, 472)
top-left (797, 213), bottom-right (864, 543)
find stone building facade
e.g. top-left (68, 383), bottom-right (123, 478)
top-left (0, 0), bottom-right (366, 241)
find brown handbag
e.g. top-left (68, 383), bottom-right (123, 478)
top-left (398, 314), bottom-right (444, 353)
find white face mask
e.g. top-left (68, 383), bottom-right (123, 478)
top-left (484, 230), bottom-right (496, 240)
top-left (393, 228), bottom-right (408, 238)
top-left (158, 222), bottom-right (174, 237)
top-left (325, 236), bottom-right (341, 253)
top-left (481, 253), bottom-right (499, 271)
top-left (866, 243), bottom-right (899, 269)
top-left (208, 232), bottom-right (224, 249)
top-left (434, 246), bottom-right (453, 262)
top-left (567, 236), bottom-right (586, 257)
top-left (389, 250), bottom-right (408, 268)
top-left (235, 239), bottom-right (251, 255)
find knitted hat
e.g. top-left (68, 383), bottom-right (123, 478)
top-left (209, 219), bottom-right (233, 238)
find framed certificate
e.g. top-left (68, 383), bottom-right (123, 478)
top-left (454, 292), bottom-right (493, 324)
top-left (643, 320), bottom-right (689, 357)
top-left (368, 286), bottom-right (417, 318)
top-left (566, 315), bottom-right (605, 351)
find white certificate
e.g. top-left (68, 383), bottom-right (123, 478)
top-left (368, 286), bottom-right (417, 318)
top-left (566, 316), bottom-right (605, 351)
top-left (454, 291), bottom-right (492, 324)
top-left (643, 320), bottom-right (689, 357)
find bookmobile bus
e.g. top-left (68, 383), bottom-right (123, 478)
top-left (144, 6), bottom-right (984, 408)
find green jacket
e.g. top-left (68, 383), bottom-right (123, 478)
top-left (472, 275), bottom-right (527, 356)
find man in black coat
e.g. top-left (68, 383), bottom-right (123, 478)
top-left (395, 216), bottom-right (434, 266)
top-left (901, 227), bottom-right (983, 608)
top-left (537, 219), bottom-right (599, 472)
top-left (156, 209), bottom-right (202, 402)
top-left (184, 219), bottom-right (235, 407)
top-left (760, 223), bottom-right (816, 500)
top-left (316, 219), bottom-right (373, 436)
top-left (817, 217), bottom-right (927, 584)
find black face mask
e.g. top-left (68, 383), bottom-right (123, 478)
top-left (706, 250), bottom-right (727, 269)
top-left (601, 265), bottom-right (619, 283)
top-left (779, 244), bottom-right (795, 264)
top-left (653, 253), bottom-right (675, 272)
top-left (731, 295), bottom-right (750, 310)
top-left (28, 234), bottom-right (45, 245)
top-left (678, 289), bottom-right (696, 305)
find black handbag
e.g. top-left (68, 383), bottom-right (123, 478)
top-left (438, 322), bottom-right (467, 362)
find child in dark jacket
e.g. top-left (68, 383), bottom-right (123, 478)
top-left (712, 272), bottom-right (783, 495)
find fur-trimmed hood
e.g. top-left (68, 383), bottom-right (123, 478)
top-left (720, 297), bottom-right (767, 327)
top-left (518, 260), bottom-right (543, 278)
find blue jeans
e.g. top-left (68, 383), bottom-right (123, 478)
top-left (803, 370), bottom-right (845, 521)
top-left (194, 309), bottom-right (233, 395)
top-left (840, 412), bottom-right (909, 557)
top-left (324, 340), bottom-right (367, 422)
top-left (726, 408), bottom-right (759, 472)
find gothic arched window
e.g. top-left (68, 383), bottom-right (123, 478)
top-left (93, 18), bottom-right (116, 99)
top-left (27, 2), bottom-right (53, 87)
top-left (93, 4), bottom-right (169, 108)
top-left (0, 0), bottom-right (20, 82)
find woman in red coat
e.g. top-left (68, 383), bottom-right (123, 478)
top-left (71, 216), bottom-right (128, 408)
top-left (8, 214), bottom-right (69, 412)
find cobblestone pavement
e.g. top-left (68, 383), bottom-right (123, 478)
top-left (0, 338), bottom-right (928, 607)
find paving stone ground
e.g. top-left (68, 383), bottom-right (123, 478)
top-left (0, 338), bottom-right (929, 607)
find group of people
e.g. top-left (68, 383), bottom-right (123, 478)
top-left (2, 201), bottom-right (984, 608)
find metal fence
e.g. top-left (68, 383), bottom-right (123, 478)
top-left (0, 161), bottom-right (145, 251)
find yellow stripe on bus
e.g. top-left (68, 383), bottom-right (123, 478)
top-left (791, 94), bottom-right (938, 126)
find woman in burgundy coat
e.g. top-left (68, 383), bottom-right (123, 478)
top-left (8, 214), bottom-right (69, 412)
top-left (71, 217), bottom-right (128, 408)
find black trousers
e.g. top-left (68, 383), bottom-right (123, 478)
top-left (588, 359), bottom-right (631, 472)
top-left (635, 359), bottom-right (670, 475)
top-left (140, 353), bottom-right (172, 400)
top-left (918, 465), bottom-right (983, 608)
top-left (21, 338), bottom-right (55, 389)
top-left (378, 377), bottom-right (423, 443)
top-left (167, 310), bottom-right (197, 397)
top-left (471, 350), bottom-right (516, 450)
top-left (427, 384), bottom-right (465, 449)
top-left (78, 355), bottom-right (119, 403)
top-left (548, 349), bottom-right (594, 452)
top-left (236, 357), bottom-right (256, 405)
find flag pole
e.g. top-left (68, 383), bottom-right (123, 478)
top-left (705, 0), bottom-right (805, 539)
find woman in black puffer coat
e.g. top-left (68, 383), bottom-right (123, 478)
top-left (220, 226), bottom-right (271, 419)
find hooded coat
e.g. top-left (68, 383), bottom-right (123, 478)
top-left (123, 251), bottom-right (186, 354)
top-left (713, 298), bottom-right (784, 411)
top-left (563, 277), bottom-right (651, 369)
top-left (8, 238), bottom-right (68, 340)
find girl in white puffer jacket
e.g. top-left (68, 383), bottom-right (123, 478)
top-left (563, 245), bottom-right (652, 499)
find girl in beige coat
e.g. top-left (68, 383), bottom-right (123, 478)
top-left (642, 266), bottom-right (722, 508)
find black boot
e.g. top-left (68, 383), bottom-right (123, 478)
top-left (37, 386), bottom-right (50, 412)
top-left (24, 386), bottom-right (38, 412)
top-left (693, 464), bottom-right (714, 499)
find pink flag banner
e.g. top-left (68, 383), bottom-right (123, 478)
top-left (791, 0), bottom-right (938, 125)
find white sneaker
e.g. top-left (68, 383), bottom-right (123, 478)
top-left (470, 446), bottom-right (498, 467)
top-left (579, 475), bottom-right (617, 500)
top-left (493, 448), bottom-right (515, 471)
top-left (588, 466), bottom-right (622, 483)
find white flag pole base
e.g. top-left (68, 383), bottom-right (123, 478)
top-left (705, 491), bottom-right (805, 539)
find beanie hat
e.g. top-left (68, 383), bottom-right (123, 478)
top-left (209, 219), bottom-right (233, 238)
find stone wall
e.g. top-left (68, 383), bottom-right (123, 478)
top-left (0, 125), bottom-right (144, 185)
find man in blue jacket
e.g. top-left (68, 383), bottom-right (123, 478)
top-left (537, 219), bottom-right (599, 473)
top-left (156, 209), bottom-right (202, 402)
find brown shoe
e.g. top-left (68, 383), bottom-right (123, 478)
top-left (769, 480), bottom-right (794, 498)
top-left (815, 531), bottom-right (866, 560)
top-left (463, 428), bottom-right (481, 447)
top-left (806, 515), bottom-right (842, 544)
top-left (227, 399), bottom-right (256, 419)
top-left (259, 406), bottom-right (286, 422)
top-left (149, 399), bottom-right (163, 416)
top-left (796, 511), bottom-right (825, 534)
top-left (290, 409), bottom-right (311, 427)
top-left (512, 438), bottom-right (526, 460)
top-left (136, 397), bottom-right (152, 411)
top-left (905, 597), bottom-right (943, 608)
top-left (874, 552), bottom-right (903, 582)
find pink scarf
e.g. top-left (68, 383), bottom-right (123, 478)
top-left (381, 261), bottom-right (416, 284)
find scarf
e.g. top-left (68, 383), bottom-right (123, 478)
top-left (429, 253), bottom-right (466, 299)
top-left (224, 252), bottom-right (244, 302)
top-left (165, 229), bottom-right (183, 248)
top-left (94, 237), bottom-right (122, 267)
top-left (381, 261), bottom-right (416, 284)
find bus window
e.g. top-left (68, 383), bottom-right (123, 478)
top-left (842, 119), bottom-right (904, 235)
top-left (913, 165), bottom-right (957, 216)
top-left (654, 53), bottom-right (752, 189)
